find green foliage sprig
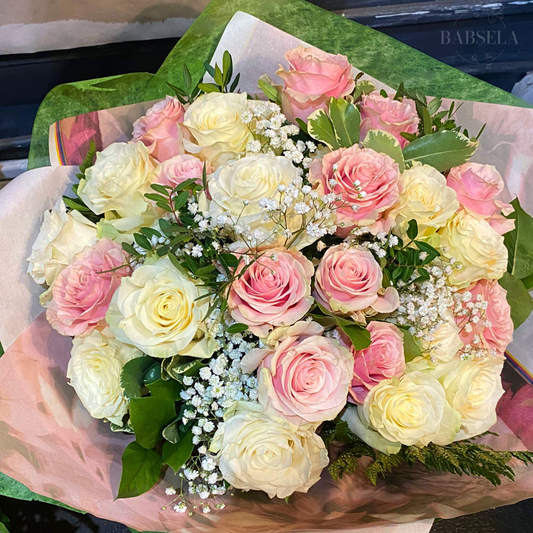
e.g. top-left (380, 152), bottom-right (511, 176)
top-left (198, 51), bottom-right (241, 94)
top-left (380, 219), bottom-right (440, 287)
top-left (324, 421), bottom-right (533, 486)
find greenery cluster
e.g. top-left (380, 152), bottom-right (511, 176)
top-left (323, 421), bottom-right (533, 487)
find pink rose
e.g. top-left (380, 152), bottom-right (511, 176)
top-left (360, 93), bottom-right (419, 148)
top-left (348, 321), bottom-right (405, 404)
top-left (447, 163), bottom-right (514, 235)
top-left (456, 279), bottom-right (513, 356)
top-left (276, 46), bottom-right (355, 123)
top-left (47, 239), bottom-right (130, 336)
top-left (314, 245), bottom-right (399, 319)
top-left (132, 96), bottom-right (189, 162)
top-left (153, 154), bottom-right (208, 189)
top-left (242, 322), bottom-right (353, 425)
top-left (228, 248), bottom-right (314, 337)
top-left (309, 144), bottom-right (400, 234)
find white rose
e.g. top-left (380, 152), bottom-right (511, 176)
top-left (440, 357), bottom-right (505, 440)
top-left (210, 401), bottom-right (328, 499)
top-left (360, 371), bottom-right (461, 446)
top-left (183, 92), bottom-right (253, 168)
top-left (106, 257), bottom-right (216, 358)
top-left (439, 210), bottom-right (508, 288)
top-left (27, 199), bottom-right (97, 285)
top-left (392, 164), bottom-right (459, 238)
top-left (67, 329), bottom-right (142, 424)
top-left (200, 153), bottom-right (299, 236)
top-left (78, 142), bottom-right (156, 218)
top-left (418, 312), bottom-right (463, 363)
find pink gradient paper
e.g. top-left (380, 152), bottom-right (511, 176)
top-left (0, 314), bottom-right (533, 533)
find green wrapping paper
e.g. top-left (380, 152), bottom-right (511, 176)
top-left (28, 0), bottom-right (529, 169)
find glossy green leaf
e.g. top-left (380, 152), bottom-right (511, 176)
top-left (120, 357), bottom-right (157, 399)
top-left (406, 219), bottom-right (418, 241)
top-left (503, 198), bottom-right (533, 281)
top-left (162, 430), bottom-right (194, 473)
top-left (146, 378), bottom-right (182, 401)
top-left (335, 316), bottom-right (371, 350)
top-left (129, 396), bottom-right (177, 450)
top-left (400, 327), bottom-right (423, 362)
top-left (117, 442), bottom-right (162, 499)
top-left (307, 109), bottom-right (339, 149)
top-left (258, 75), bottom-right (281, 104)
top-left (328, 97), bottom-right (360, 148)
top-left (226, 323), bottom-right (248, 334)
top-left (362, 129), bottom-right (405, 172)
top-left (499, 272), bottom-right (533, 329)
top-left (403, 130), bottom-right (478, 172)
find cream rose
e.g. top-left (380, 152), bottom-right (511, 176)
top-left (210, 401), bottom-right (328, 498)
top-left (183, 92), bottom-right (253, 168)
top-left (67, 329), bottom-right (142, 424)
top-left (201, 153), bottom-right (299, 236)
top-left (418, 312), bottom-right (463, 363)
top-left (78, 142), bottom-right (156, 218)
top-left (392, 164), bottom-right (459, 238)
top-left (106, 257), bottom-right (216, 358)
top-left (439, 210), bottom-right (508, 288)
top-left (440, 357), bottom-right (505, 440)
top-left (27, 198), bottom-right (97, 285)
top-left (360, 371), bottom-right (461, 446)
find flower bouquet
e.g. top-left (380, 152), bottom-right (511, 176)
top-left (24, 36), bottom-right (533, 520)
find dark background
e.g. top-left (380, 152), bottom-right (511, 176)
top-left (1, 0), bottom-right (533, 530)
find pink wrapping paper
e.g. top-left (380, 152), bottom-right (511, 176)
top-left (0, 314), bottom-right (532, 532)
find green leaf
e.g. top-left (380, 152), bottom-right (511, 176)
top-left (229, 73), bottom-right (241, 93)
top-left (362, 129), bottom-right (405, 172)
top-left (145, 193), bottom-right (169, 204)
top-left (258, 76), bottom-right (281, 104)
top-left (129, 396), bottom-right (177, 449)
top-left (121, 242), bottom-right (137, 256)
top-left (162, 430), bottom-right (194, 473)
top-left (352, 79), bottom-right (376, 101)
top-left (295, 118), bottom-right (308, 134)
top-left (227, 323), bottom-right (248, 334)
top-left (335, 316), bottom-right (371, 350)
top-left (198, 82), bottom-right (220, 94)
top-left (63, 196), bottom-right (91, 212)
top-left (307, 109), bottom-right (340, 149)
top-left (406, 219), bottom-right (418, 241)
top-left (151, 183), bottom-right (172, 194)
top-left (163, 357), bottom-right (205, 382)
top-left (400, 327), bottom-right (423, 362)
top-left (146, 378), bottom-right (182, 401)
top-left (503, 198), bottom-right (533, 281)
top-left (162, 419), bottom-right (181, 444)
top-left (498, 272), bottom-right (533, 329)
top-left (133, 233), bottom-right (152, 251)
top-left (117, 442), bottom-right (162, 499)
top-left (328, 97), bottom-right (360, 148)
top-left (403, 130), bottom-right (478, 172)
top-left (427, 97), bottom-right (443, 116)
top-left (0, 341), bottom-right (4, 358)
top-left (121, 357), bottom-right (157, 399)
top-left (173, 191), bottom-right (189, 210)
top-left (219, 253), bottom-right (239, 268)
top-left (140, 227), bottom-right (161, 240)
